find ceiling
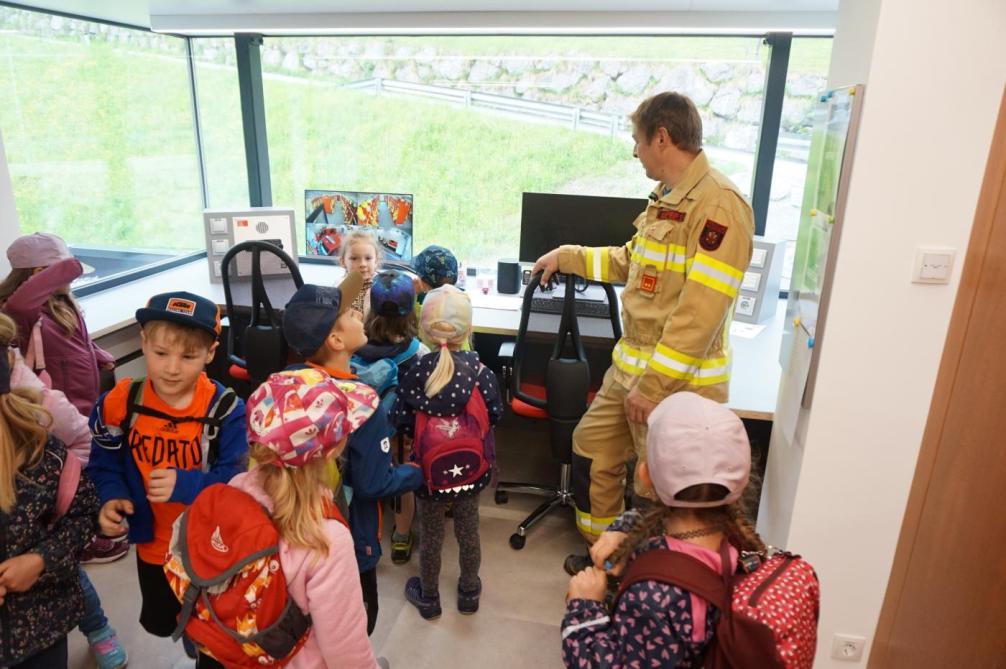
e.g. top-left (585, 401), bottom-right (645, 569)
top-left (9, 0), bottom-right (840, 33)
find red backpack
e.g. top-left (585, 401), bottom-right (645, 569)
top-left (412, 384), bottom-right (493, 496)
top-left (163, 483), bottom-right (347, 668)
top-left (616, 540), bottom-right (820, 669)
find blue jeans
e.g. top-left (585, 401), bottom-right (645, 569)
top-left (78, 567), bottom-right (109, 636)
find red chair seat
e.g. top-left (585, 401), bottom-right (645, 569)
top-left (229, 364), bottom-right (251, 382)
top-left (510, 382), bottom-right (597, 420)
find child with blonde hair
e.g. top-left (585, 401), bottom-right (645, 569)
top-left (188, 368), bottom-right (388, 668)
top-left (0, 313), bottom-right (127, 668)
top-left (0, 348), bottom-right (100, 669)
top-left (390, 285), bottom-right (503, 619)
top-left (340, 229), bottom-right (382, 318)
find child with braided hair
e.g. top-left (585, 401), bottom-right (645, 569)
top-left (562, 392), bottom-right (764, 668)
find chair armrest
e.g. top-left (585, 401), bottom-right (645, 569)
top-left (498, 341), bottom-right (515, 362)
top-left (498, 341), bottom-right (515, 403)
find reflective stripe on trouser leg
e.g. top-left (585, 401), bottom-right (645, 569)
top-left (570, 367), bottom-right (640, 542)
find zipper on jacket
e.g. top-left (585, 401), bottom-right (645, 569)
top-left (749, 556), bottom-right (793, 606)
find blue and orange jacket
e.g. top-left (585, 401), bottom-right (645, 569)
top-left (86, 375), bottom-right (248, 558)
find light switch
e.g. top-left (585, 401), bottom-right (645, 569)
top-left (210, 217), bottom-right (228, 234)
top-left (741, 272), bottom-right (762, 292)
top-left (912, 247), bottom-right (955, 284)
top-left (211, 239), bottom-right (229, 255)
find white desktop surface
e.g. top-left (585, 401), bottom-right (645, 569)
top-left (80, 257), bottom-right (782, 420)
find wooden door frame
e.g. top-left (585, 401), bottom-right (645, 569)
top-left (869, 85), bottom-right (1006, 666)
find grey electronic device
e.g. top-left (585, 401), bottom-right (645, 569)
top-left (202, 208), bottom-right (299, 283)
top-left (733, 237), bottom-right (784, 324)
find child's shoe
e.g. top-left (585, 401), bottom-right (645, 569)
top-left (87, 625), bottom-right (128, 669)
top-left (404, 576), bottom-right (442, 620)
top-left (457, 577), bottom-right (482, 615)
top-left (80, 534), bottom-right (129, 565)
top-left (391, 532), bottom-right (413, 564)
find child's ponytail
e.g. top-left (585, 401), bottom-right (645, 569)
top-left (250, 443), bottom-right (331, 559)
top-left (424, 343), bottom-right (456, 398)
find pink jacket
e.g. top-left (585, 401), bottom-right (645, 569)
top-left (229, 472), bottom-right (380, 669)
top-left (2, 257), bottom-right (114, 414)
top-left (10, 350), bottom-right (92, 465)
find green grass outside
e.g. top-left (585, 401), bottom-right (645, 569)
top-left (0, 28), bottom-right (822, 266)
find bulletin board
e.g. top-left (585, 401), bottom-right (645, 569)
top-left (777, 85), bottom-right (865, 435)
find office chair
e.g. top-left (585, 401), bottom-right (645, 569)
top-left (220, 240), bottom-right (304, 387)
top-left (495, 271), bottom-right (622, 549)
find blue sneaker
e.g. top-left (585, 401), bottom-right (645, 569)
top-left (87, 625), bottom-right (128, 669)
top-left (404, 576), bottom-right (441, 620)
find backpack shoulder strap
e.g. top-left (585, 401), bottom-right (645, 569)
top-left (203, 385), bottom-right (239, 464)
top-left (124, 376), bottom-right (147, 433)
top-left (52, 450), bottom-right (82, 523)
top-left (24, 318), bottom-right (45, 373)
top-left (616, 547), bottom-right (731, 610)
top-left (463, 381), bottom-right (490, 434)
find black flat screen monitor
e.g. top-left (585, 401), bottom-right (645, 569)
top-left (519, 193), bottom-right (646, 265)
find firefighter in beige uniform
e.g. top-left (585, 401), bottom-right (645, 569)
top-left (534, 92), bottom-right (754, 550)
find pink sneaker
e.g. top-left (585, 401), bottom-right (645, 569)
top-left (80, 535), bottom-right (129, 565)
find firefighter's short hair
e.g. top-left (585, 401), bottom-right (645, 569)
top-left (630, 92), bottom-right (703, 153)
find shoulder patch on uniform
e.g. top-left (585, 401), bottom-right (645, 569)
top-left (700, 220), bottom-right (728, 251)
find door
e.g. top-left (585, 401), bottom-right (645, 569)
top-left (870, 88), bottom-right (1006, 667)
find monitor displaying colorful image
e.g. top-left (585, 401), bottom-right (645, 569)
top-left (305, 189), bottom-right (414, 262)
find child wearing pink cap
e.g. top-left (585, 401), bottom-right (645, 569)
top-left (562, 392), bottom-right (763, 668)
top-left (0, 232), bottom-right (115, 414)
top-left (228, 367), bottom-right (389, 669)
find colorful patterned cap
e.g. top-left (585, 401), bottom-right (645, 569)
top-left (420, 284), bottom-right (472, 345)
top-left (370, 270), bottom-right (416, 317)
top-left (412, 245), bottom-right (458, 288)
top-left (246, 367), bottom-right (378, 468)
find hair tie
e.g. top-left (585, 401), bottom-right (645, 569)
top-left (439, 340), bottom-right (449, 349)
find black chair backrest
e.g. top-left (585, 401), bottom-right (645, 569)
top-left (220, 241), bottom-right (304, 384)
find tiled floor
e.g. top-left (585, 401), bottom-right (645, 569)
top-left (68, 413), bottom-right (586, 669)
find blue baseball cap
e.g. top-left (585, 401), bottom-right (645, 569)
top-left (136, 291), bottom-right (221, 338)
top-left (370, 270), bottom-right (416, 317)
top-left (283, 271), bottom-right (364, 357)
top-left (413, 245), bottom-right (458, 288)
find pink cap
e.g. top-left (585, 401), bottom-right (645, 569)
top-left (645, 392), bottom-right (750, 508)
top-left (7, 232), bottom-right (72, 269)
top-left (246, 368), bottom-right (378, 468)
top-left (420, 284), bottom-right (472, 345)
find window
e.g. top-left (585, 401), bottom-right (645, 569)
top-left (764, 37), bottom-right (833, 290)
top-left (191, 37), bottom-right (250, 209)
top-left (262, 36), bottom-right (768, 266)
top-left (0, 8), bottom-right (204, 286)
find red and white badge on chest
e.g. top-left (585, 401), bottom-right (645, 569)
top-left (639, 266), bottom-right (659, 294)
top-left (656, 208), bottom-right (685, 222)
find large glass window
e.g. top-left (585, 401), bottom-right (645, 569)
top-left (764, 37), bottom-right (833, 290)
top-left (0, 8), bottom-right (204, 285)
top-left (262, 36), bottom-right (768, 266)
top-left (191, 37), bottom-right (250, 209)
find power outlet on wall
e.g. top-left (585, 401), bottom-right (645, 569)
top-left (831, 634), bottom-right (866, 662)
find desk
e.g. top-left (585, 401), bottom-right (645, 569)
top-left (80, 257), bottom-right (782, 420)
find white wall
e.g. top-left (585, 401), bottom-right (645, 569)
top-left (760, 0), bottom-right (1006, 667)
top-left (0, 129), bottom-right (22, 275)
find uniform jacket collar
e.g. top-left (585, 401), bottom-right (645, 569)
top-left (651, 150), bottom-right (711, 207)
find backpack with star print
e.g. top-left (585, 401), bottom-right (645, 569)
top-left (411, 382), bottom-right (492, 499)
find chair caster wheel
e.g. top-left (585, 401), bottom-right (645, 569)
top-left (495, 490), bottom-right (508, 504)
top-left (509, 533), bottom-right (526, 550)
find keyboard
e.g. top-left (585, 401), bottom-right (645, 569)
top-left (530, 297), bottom-right (614, 319)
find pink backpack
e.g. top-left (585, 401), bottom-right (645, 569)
top-left (617, 541), bottom-right (820, 669)
top-left (49, 449), bottom-right (82, 529)
top-left (412, 386), bottom-right (493, 495)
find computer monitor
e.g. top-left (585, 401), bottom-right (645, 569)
top-left (304, 189), bottom-right (414, 262)
top-left (518, 192), bottom-right (646, 265)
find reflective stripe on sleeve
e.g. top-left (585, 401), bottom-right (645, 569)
top-left (584, 247), bottom-right (610, 282)
top-left (687, 253), bottom-right (744, 298)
